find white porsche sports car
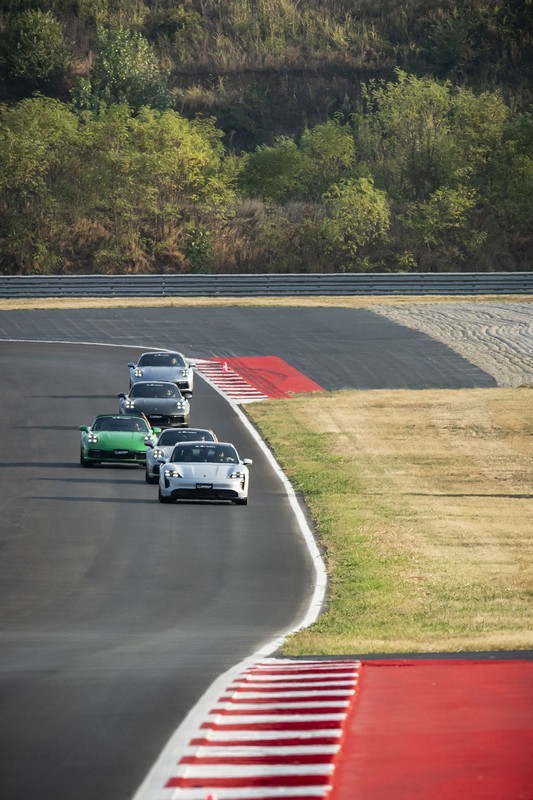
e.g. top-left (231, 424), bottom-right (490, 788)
top-left (128, 351), bottom-right (196, 393)
top-left (158, 441), bottom-right (252, 505)
top-left (145, 427), bottom-right (218, 483)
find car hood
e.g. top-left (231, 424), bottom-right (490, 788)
top-left (89, 431), bottom-right (149, 450)
top-left (131, 367), bottom-right (188, 381)
top-left (166, 463), bottom-right (243, 479)
top-left (126, 398), bottom-right (189, 413)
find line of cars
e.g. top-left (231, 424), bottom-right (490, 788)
top-left (79, 350), bottom-right (253, 505)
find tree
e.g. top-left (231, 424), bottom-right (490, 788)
top-left (239, 120), bottom-right (356, 203)
top-left (0, 96), bottom-right (79, 273)
top-left (357, 70), bottom-right (456, 202)
top-left (4, 10), bottom-right (70, 91)
top-left (401, 186), bottom-right (485, 271)
top-left (72, 25), bottom-right (172, 112)
top-left (321, 177), bottom-right (390, 266)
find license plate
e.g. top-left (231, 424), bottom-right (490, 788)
top-left (114, 449), bottom-right (128, 455)
top-left (196, 483), bottom-right (212, 490)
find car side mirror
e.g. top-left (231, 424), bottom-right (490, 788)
top-left (243, 458), bottom-right (253, 466)
top-left (153, 427), bottom-right (162, 434)
top-left (117, 392), bottom-right (126, 398)
top-left (182, 391), bottom-right (192, 399)
top-left (127, 362), bottom-right (135, 368)
top-left (79, 425), bottom-right (89, 432)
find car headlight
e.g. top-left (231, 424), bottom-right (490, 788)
top-left (164, 468), bottom-right (182, 478)
top-left (229, 470), bottom-right (245, 479)
top-left (88, 433), bottom-right (98, 443)
top-left (134, 368), bottom-right (143, 377)
top-left (125, 400), bottom-right (135, 409)
top-left (153, 449), bottom-right (165, 459)
top-left (176, 401), bottom-right (185, 410)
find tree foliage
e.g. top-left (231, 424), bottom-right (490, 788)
top-left (72, 26), bottom-right (172, 112)
top-left (3, 10), bottom-right (70, 91)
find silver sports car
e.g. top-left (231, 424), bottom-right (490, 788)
top-left (158, 441), bottom-right (252, 505)
top-left (145, 427), bottom-right (218, 483)
top-left (118, 381), bottom-right (191, 428)
top-left (128, 351), bottom-right (196, 393)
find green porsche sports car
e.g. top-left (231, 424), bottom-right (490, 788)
top-left (79, 414), bottom-right (160, 467)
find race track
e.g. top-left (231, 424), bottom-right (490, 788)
top-left (0, 306), bottom-right (499, 799)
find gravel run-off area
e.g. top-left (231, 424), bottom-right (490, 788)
top-left (373, 302), bottom-right (533, 388)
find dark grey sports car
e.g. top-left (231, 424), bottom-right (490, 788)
top-left (118, 381), bottom-right (191, 428)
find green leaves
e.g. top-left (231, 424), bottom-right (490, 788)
top-left (4, 10), bottom-right (70, 90)
top-left (72, 26), bottom-right (172, 112)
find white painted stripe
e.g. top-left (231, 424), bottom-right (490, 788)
top-left (192, 728), bottom-right (343, 742)
top-left (212, 701), bottom-right (351, 710)
top-left (168, 763), bottom-right (334, 778)
top-left (205, 713), bottom-right (346, 724)
top-left (184, 745), bottom-right (340, 757)
top-left (231, 678), bottom-right (357, 686)
top-left (221, 689), bottom-right (354, 697)
top-left (158, 787), bottom-right (330, 799)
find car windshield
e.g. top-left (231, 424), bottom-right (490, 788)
top-left (138, 353), bottom-right (185, 368)
top-left (93, 416), bottom-right (149, 433)
top-left (158, 429), bottom-right (215, 446)
top-left (130, 383), bottom-right (180, 398)
top-left (171, 444), bottom-right (238, 463)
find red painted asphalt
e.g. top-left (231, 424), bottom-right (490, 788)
top-left (209, 356), bottom-right (326, 399)
top-left (144, 657), bottom-right (533, 798)
top-left (331, 659), bottom-right (533, 800)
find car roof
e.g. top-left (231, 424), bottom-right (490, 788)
top-left (92, 414), bottom-right (150, 425)
top-left (130, 380), bottom-right (178, 387)
top-left (137, 351), bottom-right (184, 358)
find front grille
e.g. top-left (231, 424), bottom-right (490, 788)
top-left (170, 488), bottom-right (238, 501)
top-left (89, 449), bottom-right (145, 462)
top-left (148, 415), bottom-right (186, 426)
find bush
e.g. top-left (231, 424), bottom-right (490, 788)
top-left (4, 10), bottom-right (70, 91)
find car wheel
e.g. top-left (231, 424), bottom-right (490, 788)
top-left (158, 488), bottom-right (173, 504)
top-left (234, 497), bottom-right (248, 505)
top-left (80, 451), bottom-right (93, 468)
top-left (145, 469), bottom-right (157, 484)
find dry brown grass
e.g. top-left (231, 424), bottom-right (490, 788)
top-left (1, 294), bottom-right (531, 311)
top-left (247, 387), bottom-right (533, 653)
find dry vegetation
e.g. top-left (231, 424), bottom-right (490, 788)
top-left (1, 295), bottom-right (531, 311)
top-left (247, 387), bottom-right (533, 654)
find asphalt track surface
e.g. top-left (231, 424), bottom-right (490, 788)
top-left (0, 307), bottom-right (498, 800)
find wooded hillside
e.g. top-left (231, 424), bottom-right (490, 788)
top-left (0, 1), bottom-right (531, 275)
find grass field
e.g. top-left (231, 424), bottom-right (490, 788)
top-left (247, 387), bottom-right (533, 654)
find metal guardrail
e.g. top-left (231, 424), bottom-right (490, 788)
top-left (0, 272), bottom-right (531, 298)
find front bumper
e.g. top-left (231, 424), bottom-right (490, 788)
top-left (161, 476), bottom-right (247, 502)
top-left (146, 415), bottom-right (189, 428)
top-left (86, 448), bottom-right (146, 464)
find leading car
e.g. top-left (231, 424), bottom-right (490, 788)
top-left (118, 381), bottom-right (191, 428)
top-left (145, 427), bottom-right (218, 484)
top-left (158, 441), bottom-right (252, 505)
top-left (79, 415), bottom-right (159, 467)
top-left (128, 351), bottom-right (195, 393)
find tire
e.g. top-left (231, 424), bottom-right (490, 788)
top-left (80, 451), bottom-right (93, 468)
top-left (145, 469), bottom-right (158, 484)
top-left (234, 497), bottom-right (248, 505)
top-left (158, 488), bottom-right (173, 504)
